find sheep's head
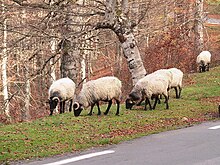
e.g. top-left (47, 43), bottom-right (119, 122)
top-left (125, 98), bottom-right (135, 110)
top-left (49, 97), bottom-right (60, 116)
top-left (73, 102), bottom-right (83, 117)
top-left (125, 91), bottom-right (141, 110)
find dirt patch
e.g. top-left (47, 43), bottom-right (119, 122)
top-left (200, 96), bottom-right (220, 104)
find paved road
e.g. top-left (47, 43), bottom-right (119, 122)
top-left (16, 120), bottom-right (220, 165)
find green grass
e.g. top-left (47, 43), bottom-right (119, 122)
top-left (1, 66), bottom-right (220, 164)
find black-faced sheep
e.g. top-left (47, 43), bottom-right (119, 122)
top-left (48, 77), bottom-right (76, 116)
top-left (126, 73), bottom-right (170, 110)
top-left (196, 51), bottom-right (211, 72)
top-left (73, 76), bottom-right (122, 117)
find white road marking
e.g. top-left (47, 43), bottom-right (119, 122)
top-left (42, 150), bottom-right (115, 165)
top-left (208, 125), bottom-right (220, 130)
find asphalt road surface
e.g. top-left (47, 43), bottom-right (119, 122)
top-left (16, 120), bottom-right (220, 165)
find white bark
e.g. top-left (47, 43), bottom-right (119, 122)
top-left (22, 9), bottom-right (30, 121)
top-left (1, 2), bottom-right (10, 119)
top-left (195, 0), bottom-right (204, 52)
top-left (121, 33), bottom-right (146, 85)
top-left (50, 38), bottom-right (57, 83)
top-left (23, 66), bottom-right (31, 121)
top-left (102, 0), bottom-right (147, 85)
top-left (81, 54), bottom-right (86, 83)
top-left (105, 0), bottom-right (116, 24)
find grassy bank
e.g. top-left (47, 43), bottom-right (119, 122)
top-left (1, 66), bottom-right (220, 163)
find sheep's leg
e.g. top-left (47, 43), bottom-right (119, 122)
top-left (174, 87), bottom-right (179, 99)
top-left (69, 99), bottom-right (73, 112)
top-left (62, 101), bottom-right (66, 113)
top-left (152, 96), bottom-right (158, 110)
top-left (177, 86), bottom-right (182, 99)
top-left (88, 103), bottom-right (95, 116)
top-left (115, 99), bottom-right (120, 116)
top-left (96, 102), bottom-right (101, 115)
top-left (158, 95), bottom-right (161, 104)
top-left (104, 100), bottom-right (112, 115)
top-left (207, 63), bottom-right (210, 71)
top-left (163, 94), bottom-right (169, 109)
top-left (145, 98), bottom-right (152, 110)
top-left (59, 101), bottom-right (63, 114)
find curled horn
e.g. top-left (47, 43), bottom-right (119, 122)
top-left (52, 97), bottom-right (60, 101)
top-left (73, 102), bottom-right (80, 110)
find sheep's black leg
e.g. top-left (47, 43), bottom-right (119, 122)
top-left (96, 102), bottom-right (101, 115)
top-left (158, 95), bottom-right (161, 104)
top-left (177, 86), bottom-right (182, 99)
top-left (59, 101), bottom-right (64, 114)
top-left (69, 99), bottom-right (73, 112)
top-left (163, 95), bottom-right (169, 109)
top-left (152, 96), bottom-right (158, 110)
top-left (62, 101), bottom-right (65, 113)
top-left (115, 99), bottom-right (120, 116)
top-left (174, 87), bottom-right (179, 99)
top-left (88, 103), bottom-right (95, 116)
top-left (104, 100), bottom-right (112, 115)
top-left (207, 63), bottom-right (210, 71)
top-left (144, 98), bottom-right (147, 110)
top-left (145, 98), bottom-right (152, 110)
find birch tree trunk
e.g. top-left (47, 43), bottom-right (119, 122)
top-left (23, 65), bottom-right (31, 121)
top-left (50, 38), bottom-right (57, 83)
top-left (60, 4), bottom-right (80, 84)
top-left (1, 1), bottom-right (10, 119)
top-left (21, 9), bottom-right (30, 121)
top-left (194, 0), bottom-right (204, 53)
top-left (96, 0), bottom-right (146, 85)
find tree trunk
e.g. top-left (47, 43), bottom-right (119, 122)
top-left (1, 2), bottom-right (10, 120)
top-left (22, 65), bottom-right (31, 121)
top-left (21, 9), bottom-right (30, 122)
top-left (96, 0), bottom-right (147, 85)
top-left (194, 0), bottom-right (204, 53)
top-left (59, 39), bottom-right (80, 84)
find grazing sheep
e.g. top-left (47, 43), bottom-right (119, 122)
top-left (73, 76), bottom-right (122, 117)
top-left (196, 51), bottom-right (211, 72)
top-left (126, 73), bottom-right (170, 110)
top-left (48, 77), bottom-right (76, 116)
top-left (129, 68), bottom-right (173, 108)
top-left (167, 68), bottom-right (183, 99)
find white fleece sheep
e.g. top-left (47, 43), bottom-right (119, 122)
top-left (48, 77), bottom-right (76, 115)
top-left (167, 68), bottom-right (183, 98)
top-left (196, 51), bottom-right (211, 72)
top-left (126, 73), bottom-right (169, 110)
top-left (73, 76), bottom-right (122, 116)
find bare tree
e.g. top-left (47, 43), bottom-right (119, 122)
top-left (1, 1), bottom-right (10, 120)
top-left (194, 0), bottom-right (204, 53)
top-left (96, 0), bottom-right (148, 85)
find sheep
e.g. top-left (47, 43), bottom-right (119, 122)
top-left (48, 77), bottom-right (76, 116)
top-left (167, 68), bottom-right (183, 99)
top-left (196, 51), bottom-right (211, 72)
top-left (125, 73), bottom-right (170, 111)
top-left (134, 68), bottom-right (173, 107)
top-left (73, 76), bottom-right (122, 117)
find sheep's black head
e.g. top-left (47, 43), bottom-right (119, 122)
top-left (73, 102), bottom-right (83, 117)
top-left (49, 97), bottom-right (59, 116)
top-left (199, 60), bottom-right (206, 72)
top-left (125, 98), bottom-right (135, 110)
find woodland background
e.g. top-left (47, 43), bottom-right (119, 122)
top-left (0, 0), bottom-right (220, 123)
